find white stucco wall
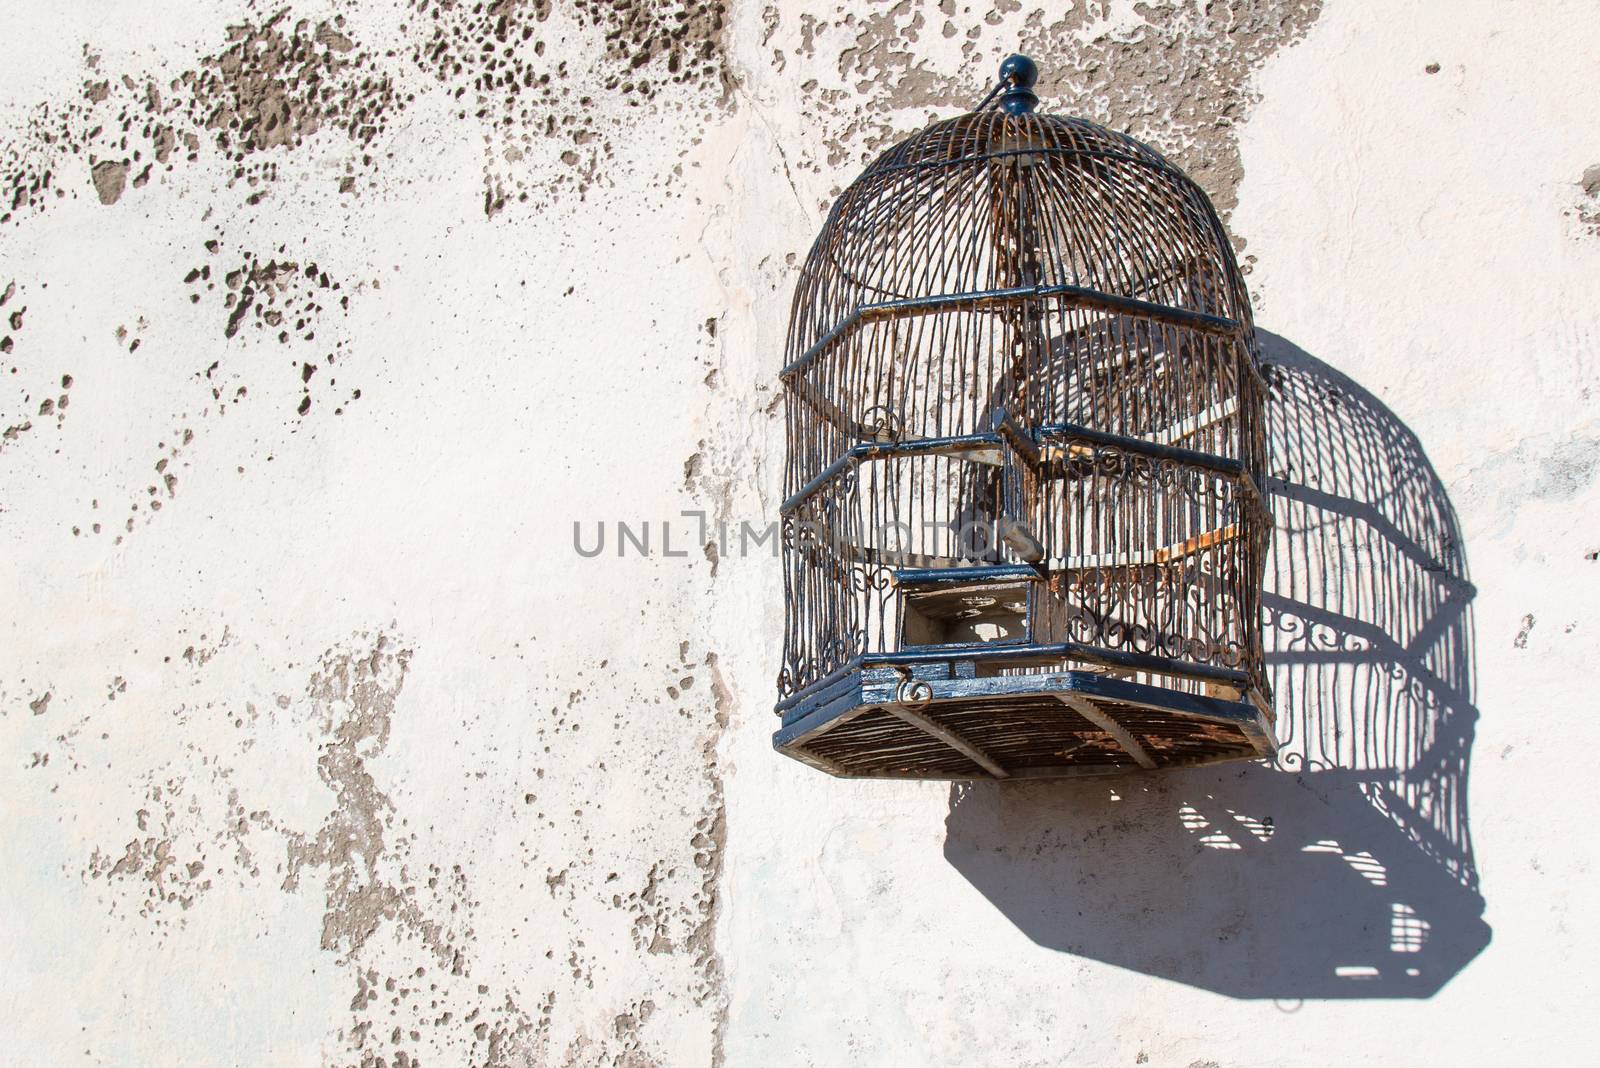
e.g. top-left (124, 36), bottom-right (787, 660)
top-left (2, 1), bottom-right (1596, 1064)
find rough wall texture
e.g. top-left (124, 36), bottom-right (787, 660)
top-left (2, 1), bottom-right (1596, 1065)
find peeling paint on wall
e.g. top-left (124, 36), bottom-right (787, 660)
top-left (752, 0), bottom-right (1321, 237)
top-left (2, 1), bottom-right (1599, 1064)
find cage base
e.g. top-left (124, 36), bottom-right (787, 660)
top-left (775, 667), bottom-right (1274, 780)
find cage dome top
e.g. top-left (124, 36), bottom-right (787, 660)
top-left (787, 56), bottom-right (1250, 365)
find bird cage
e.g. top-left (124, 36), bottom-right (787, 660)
top-left (774, 56), bottom-right (1275, 780)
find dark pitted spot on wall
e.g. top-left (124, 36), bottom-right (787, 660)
top-left (86, 827), bottom-right (217, 921)
top-left (0, 281), bottom-right (68, 455)
top-left (569, 0), bottom-right (729, 96)
top-left (75, 423), bottom-right (197, 546)
top-left (406, 0), bottom-right (731, 215)
top-left (115, 11), bottom-right (403, 198)
top-left (1575, 164), bottom-right (1600, 236)
top-left (5, 2), bottom-right (728, 226)
top-left (90, 159), bottom-right (129, 204)
top-left (2, 14), bottom-right (402, 224)
top-left (2, 96), bottom-right (89, 225)
top-left (182, 238), bottom-right (361, 419)
top-left (189, 14), bottom-right (400, 159)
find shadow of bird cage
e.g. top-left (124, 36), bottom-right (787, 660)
top-left (1260, 333), bottom-right (1478, 894)
top-left (941, 334), bottom-right (1487, 998)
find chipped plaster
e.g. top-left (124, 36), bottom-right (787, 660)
top-left (2, 1), bottom-right (1599, 1065)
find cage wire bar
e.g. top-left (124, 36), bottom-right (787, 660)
top-left (775, 55), bottom-right (1275, 779)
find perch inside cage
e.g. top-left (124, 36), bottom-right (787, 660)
top-left (774, 55), bottom-right (1276, 779)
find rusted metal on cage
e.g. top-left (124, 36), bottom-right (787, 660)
top-left (775, 55), bottom-right (1274, 779)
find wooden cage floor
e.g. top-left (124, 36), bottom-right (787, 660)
top-left (775, 669), bottom-right (1273, 780)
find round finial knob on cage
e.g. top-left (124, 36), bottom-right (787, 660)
top-left (998, 54), bottom-right (1038, 88)
top-left (998, 53), bottom-right (1039, 115)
